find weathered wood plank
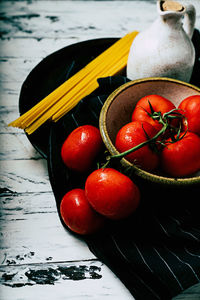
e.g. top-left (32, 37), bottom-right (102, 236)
top-left (0, 82), bottom-right (21, 101)
top-left (0, 0), bottom-right (199, 40)
top-left (0, 192), bottom-right (96, 265)
top-left (0, 38), bottom-right (79, 59)
top-left (0, 132), bottom-right (41, 160)
top-left (0, 159), bottom-right (51, 193)
top-left (0, 105), bottom-right (42, 158)
top-left (0, 260), bottom-right (134, 300)
top-left (0, 0), bottom-right (158, 40)
top-left (0, 104), bottom-right (42, 158)
top-left (0, 58), bottom-right (40, 83)
top-left (0, 105), bottom-right (19, 131)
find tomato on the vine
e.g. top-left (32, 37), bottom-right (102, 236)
top-left (161, 132), bottom-right (200, 177)
top-left (61, 125), bottom-right (103, 173)
top-left (115, 121), bottom-right (159, 171)
top-left (85, 168), bottom-right (140, 220)
top-left (178, 95), bottom-right (200, 136)
top-left (132, 94), bottom-right (177, 133)
top-left (60, 189), bottom-right (105, 235)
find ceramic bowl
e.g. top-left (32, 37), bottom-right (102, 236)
top-left (99, 77), bottom-right (200, 186)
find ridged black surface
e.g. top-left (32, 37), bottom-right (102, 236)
top-left (47, 75), bottom-right (200, 300)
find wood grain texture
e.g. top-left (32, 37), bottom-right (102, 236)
top-left (0, 1), bottom-right (156, 39)
top-left (0, 0), bottom-right (200, 299)
top-left (0, 261), bottom-right (133, 300)
top-left (0, 191), bottom-right (95, 265)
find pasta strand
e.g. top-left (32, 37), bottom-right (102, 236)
top-left (8, 31), bottom-right (138, 134)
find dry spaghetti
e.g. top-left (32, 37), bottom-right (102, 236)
top-left (8, 31), bottom-right (138, 134)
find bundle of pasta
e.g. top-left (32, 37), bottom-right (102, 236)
top-left (9, 31), bottom-right (138, 135)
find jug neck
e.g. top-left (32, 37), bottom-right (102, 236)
top-left (159, 13), bottom-right (183, 29)
top-left (157, 0), bottom-right (185, 27)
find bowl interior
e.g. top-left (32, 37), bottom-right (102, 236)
top-left (100, 78), bottom-right (200, 185)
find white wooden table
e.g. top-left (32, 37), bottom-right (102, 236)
top-left (0, 1), bottom-right (199, 299)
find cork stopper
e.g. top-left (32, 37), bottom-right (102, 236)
top-left (161, 1), bottom-right (184, 12)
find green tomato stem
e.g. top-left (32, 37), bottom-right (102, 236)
top-left (107, 123), bottom-right (168, 163)
top-left (103, 107), bottom-right (186, 168)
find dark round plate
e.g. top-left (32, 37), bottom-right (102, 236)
top-left (47, 30), bottom-right (200, 300)
top-left (19, 38), bottom-right (118, 158)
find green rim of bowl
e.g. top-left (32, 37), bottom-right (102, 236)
top-left (99, 77), bottom-right (200, 186)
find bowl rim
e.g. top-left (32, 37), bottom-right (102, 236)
top-left (99, 77), bottom-right (200, 186)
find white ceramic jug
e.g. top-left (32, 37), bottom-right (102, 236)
top-left (127, 0), bottom-right (196, 82)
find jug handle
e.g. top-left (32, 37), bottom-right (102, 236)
top-left (183, 4), bottom-right (196, 39)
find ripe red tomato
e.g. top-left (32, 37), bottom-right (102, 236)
top-left (115, 121), bottom-right (159, 171)
top-left (61, 125), bottom-right (103, 173)
top-left (60, 189), bottom-right (105, 235)
top-left (178, 95), bottom-right (200, 136)
top-left (161, 132), bottom-right (200, 177)
top-left (85, 168), bottom-right (140, 220)
top-left (132, 95), bottom-right (177, 133)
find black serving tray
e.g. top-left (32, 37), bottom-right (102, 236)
top-left (20, 31), bottom-right (200, 300)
